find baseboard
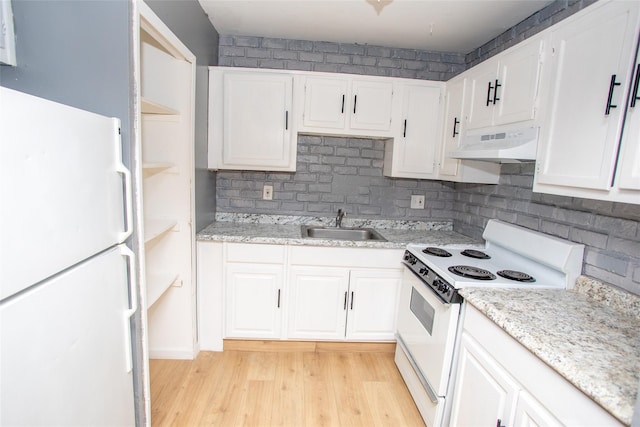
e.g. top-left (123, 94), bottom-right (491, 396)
top-left (223, 339), bottom-right (396, 353)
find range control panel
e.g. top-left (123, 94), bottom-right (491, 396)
top-left (402, 250), bottom-right (462, 304)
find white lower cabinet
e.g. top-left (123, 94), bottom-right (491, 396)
top-left (203, 243), bottom-right (403, 343)
top-left (287, 266), bottom-right (401, 341)
top-left (287, 267), bottom-right (351, 340)
top-left (223, 243), bottom-right (286, 339)
top-left (449, 333), bottom-right (559, 427)
top-left (450, 305), bottom-right (622, 426)
top-left (225, 263), bottom-right (284, 339)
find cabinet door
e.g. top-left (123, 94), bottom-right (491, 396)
top-left (222, 72), bottom-right (293, 169)
top-left (391, 83), bottom-right (442, 178)
top-left (617, 47), bottom-right (640, 191)
top-left (345, 270), bottom-right (401, 341)
top-left (465, 60), bottom-right (500, 132)
top-left (225, 263), bottom-right (283, 339)
top-left (439, 77), bottom-right (466, 177)
top-left (494, 39), bottom-right (544, 127)
top-left (536, 2), bottom-right (639, 190)
top-left (303, 76), bottom-right (349, 129)
top-left (287, 267), bottom-right (349, 340)
top-left (513, 391), bottom-right (563, 427)
top-left (350, 79), bottom-right (394, 131)
top-left (449, 333), bottom-right (519, 427)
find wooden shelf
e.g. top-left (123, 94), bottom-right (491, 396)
top-left (147, 272), bottom-right (180, 308)
top-left (142, 162), bottom-right (178, 177)
top-left (144, 219), bottom-right (177, 245)
top-left (141, 97), bottom-right (179, 115)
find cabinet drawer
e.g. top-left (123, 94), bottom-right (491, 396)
top-left (289, 246), bottom-right (403, 269)
top-left (225, 243), bottom-right (286, 264)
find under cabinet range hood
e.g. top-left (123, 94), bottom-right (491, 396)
top-left (447, 127), bottom-right (539, 163)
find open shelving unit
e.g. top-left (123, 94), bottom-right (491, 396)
top-left (137, 1), bottom-right (197, 360)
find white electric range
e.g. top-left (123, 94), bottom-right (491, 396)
top-left (394, 219), bottom-right (585, 427)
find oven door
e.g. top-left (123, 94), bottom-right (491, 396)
top-left (395, 265), bottom-right (461, 424)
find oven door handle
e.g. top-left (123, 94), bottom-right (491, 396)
top-left (396, 334), bottom-right (440, 404)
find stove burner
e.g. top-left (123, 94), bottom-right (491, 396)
top-left (448, 265), bottom-right (496, 280)
top-left (497, 270), bottom-right (536, 282)
top-left (461, 249), bottom-right (491, 259)
top-left (422, 247), bottom-right (452, 257)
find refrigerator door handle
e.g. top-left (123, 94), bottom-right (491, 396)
top-left (115, 163), bottom-right (133, 243)
top-left (120, 245), bottom-right (137, 373)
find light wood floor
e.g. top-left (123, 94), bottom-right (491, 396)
top-left (150, 340), bottom-right (425, 426)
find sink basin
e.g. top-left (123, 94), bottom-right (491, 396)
top-left (301, 225), bottom-right (387, 241)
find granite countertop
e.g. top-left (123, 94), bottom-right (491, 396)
top-left (460, 277), bottom-right (640, 426)
top-left (196, 213), bottom-right (482, 249)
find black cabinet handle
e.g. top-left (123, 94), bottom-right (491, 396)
top-left (452, 117), bottom-right (460, 137)
top-left (631, 64), bottom-right (640, 108)
top-left (403, 120), bottom-right (407, 138)
top-left (341, 94), bottom-right (345, 113)
top-left (493, 79), bottom-right (501, 105)
top-left (285, 111), bottom-right (289, 129)
top-left (605, 74), bottom-right (621, 115)
top-left (353, 95), bottom-right (357, 114)
top-left (486, 81), bottom-right (494, 106)
top-left (343, 291), bottom-right (348, 310)
top-left (496, 419), bottom-right (505, 427)
top-left (350, 291), bottom-right (354, 310)
top-left (277, 289), bottom-right (281, 308)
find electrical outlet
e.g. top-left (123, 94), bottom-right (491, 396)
top-left (263, 184), bottom-right (273, 200)
top-left (410, 195), bottom-right (425, 209)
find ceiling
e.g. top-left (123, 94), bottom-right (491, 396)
top-left (198, 0), bottom-right (554, 54)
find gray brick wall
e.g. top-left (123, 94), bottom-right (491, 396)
top-left (217, 135), bottom-right (456, 220)
top-left (453, 164), bottom-right (640, 295)
top-left (219, 35), bottom-right (465, 81)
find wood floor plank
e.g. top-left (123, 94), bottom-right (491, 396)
top-left (150, 345), bottom-right (425, 427)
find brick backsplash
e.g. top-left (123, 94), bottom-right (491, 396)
top-left (216, 135), bottom-right (456, 220)
top-left (218, 35), bottom-right (466, 81)
top-left (454, 164), bottom-right (640, 295)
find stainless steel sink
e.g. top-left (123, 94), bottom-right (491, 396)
top-left (300, 225), bottom-right (387, 241)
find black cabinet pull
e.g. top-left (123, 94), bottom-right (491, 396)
top-left (343, 291), bottom-right (348, 310)
top-left (496, 419), bottom-right (505, 427)
top-left (403, 120), bottom-right (407, 138)
top-left (486, 81), bottom-right (494, 106)
top-left (285, 111), bottom-right (289, 130)
top-left (631, 64), bottom-right (640, 108)
top-left (452, 117), bottom-right (460, 137)
top-left (605, 74), bottom-right (621, 115)
top-left (493, 79), bottom-right (501, 104)
top-left (277, 289), bottom-right (281, 308)
top-left (353, 95), bottom-right (357, 114)
top-left (350, 291), bottom-right (354, 310)
top-left (341, 94), bottom-right (345, 113)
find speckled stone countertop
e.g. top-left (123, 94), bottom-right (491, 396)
top-left (460, 277), bottom-right (640, 425)
top-left (197, 213), bottom-right (482, 249)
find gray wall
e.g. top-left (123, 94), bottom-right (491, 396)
top-left (145, 0), bottom-right (219, 232)
top-left (217, 136), bottom-right (455, 220)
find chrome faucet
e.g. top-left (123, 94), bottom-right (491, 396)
top-left (336, 209), bottom-right (345, 228)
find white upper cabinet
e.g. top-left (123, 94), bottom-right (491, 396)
top-left (465, 37), bottom-right (545, 133)
top-left (534, 0), bottom-right (640, 204)
top-left (383, 81), bottom-right (444, 179)
top-left (438, 76), bottom-right (500, 184)
top-left (209, 68), bottom-right (296, 171)
top-left (616, 44), bottom-right (640, 191)
top-left (299, 74), bottom-right (395, 136)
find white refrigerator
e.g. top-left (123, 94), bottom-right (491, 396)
top-left (0, 87), bottom-right (137, 425)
